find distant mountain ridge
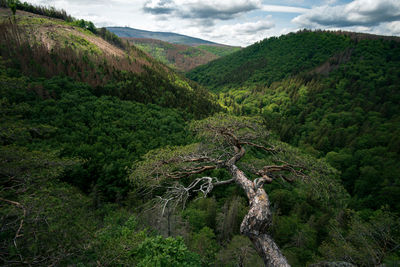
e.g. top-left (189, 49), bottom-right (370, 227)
top-left (107, 26), bottom-right (223, 46)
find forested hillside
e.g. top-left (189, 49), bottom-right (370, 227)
top-left (0, 7), bottom-right (218, 116)
top-left (109, 26), bottom-right (240, 72)
top-left (123, 38), bottom-right (217, 71)
top-left (1, 2), bottom-right (399, 266)
top-left (188, 30), bottom-right (400, 261)
top-left (0, 4), bottom-right (211, 265)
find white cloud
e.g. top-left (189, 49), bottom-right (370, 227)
top-left (23, 0), bottom-right (400, 46)
top-left (292, 0), bottom-right (400, 28)
top-left (233, 18), bottom-right (275, 33)
top-left (261, 5), bottom-right (309, 13)
top-left (197, 17), bottom-right (275, 46)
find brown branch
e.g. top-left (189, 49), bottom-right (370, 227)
top-left (181, 156), bottom-right (225, 165)
top-left (257, 164), bottom-right (305, 176)
top-left (227, 146), bottom-right (245, 166)
top-left (240, 141), bottom-right (276, 152)
top-left (254, 163), bottom-right (306, 188)
top-left (0, 197), bottom-right (22, 207)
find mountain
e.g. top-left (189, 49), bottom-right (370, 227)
top-left (188, 29), bottom-right (400, 213)
top-left (0, 8), bottom-right (218, 116)
top-left (0, 5), bottom-right (221, 200)
top-left (108, 26), bottom-right (240, 72)
top-left (123, 37), bottom-right (240, 72)
top-left (107, 26), bottom-right (221, 46)
top-left (187, 30), bottom-right (400, 91)
top-left (1, 3), bottom-right (399, 266)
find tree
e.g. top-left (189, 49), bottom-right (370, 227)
top-left (7, 0), bottom-right (17, 17)
top-left (131, 114), bottom-right (341, 266)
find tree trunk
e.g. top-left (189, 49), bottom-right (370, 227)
top-left (229, 164), bottom-right (290, 267)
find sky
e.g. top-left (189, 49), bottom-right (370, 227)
top-left (27, 0), bottom-right (400, 46)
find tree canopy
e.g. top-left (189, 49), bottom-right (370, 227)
top-left (131, 114), bottom-right (347, 266)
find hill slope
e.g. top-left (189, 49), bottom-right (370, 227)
top-left (188, 30), bottom-right (400, 212)
top-left (0, 6), bottom-right (220, 201)
top-left (0, 8), bottom-right (219, 116)
top-left (124, 37), bottom-right (240, 72)
top-left (1, 5), bottom-right (400, 267)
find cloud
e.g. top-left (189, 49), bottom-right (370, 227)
top-left (199, 16), bottom-right (274, 46)
top-left (143, 0), bottom-right (175, 14)
top-left (233, 18), bottom-right (275, 34)
top-left (292, 0), bottom-right (400, 28)
top-left (387, 21), bottom-right (400, 34)
top-left (143, 0), bottom-right (261, 20)
top-left (261, 5), bottom-right (309, 13)
top-left (180, 0), bottom-right (260, 20)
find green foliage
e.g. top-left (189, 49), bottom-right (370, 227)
top-left (85, 209), bottom-right (147, 265)
top-left (196, 44), bottom-right (241, 57)
top-left (132, 113), bottom-right (350, 265)
top-left (1, 7), bottom-right (399, 265)
top-left (1, 0), bottom-right (74, 21)
top-left (0, 146), bottom-right (96, 265)
top-left (0, 69), bottom-right (193, 201)
top-left (216, 235), bottom-right (263, 266)
top-left (202, 32), bottom-right (400, 212)
top-left (135, 236), bottom-right (202, 267)
top-left (0, 20), bottom-right (219, 117)
top-left (187, 30), bottom-right (352, 91)
top-left (320, 209), bottom-right (400, 266)
top-left (186, 31), bottom-right (400, 264)
top-left (0, 0), bottom-right (127, 48)
top-left (72, 19), bottom-right (97, 34)
top-left (182, 197), bottom-right (217, 232)
top-left (7, 0), bottom-right (16, 16)
top-left (189, 227), bottom-right (220, 266)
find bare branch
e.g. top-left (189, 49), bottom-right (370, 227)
top-left (0, 196), bottom-right (26, 261)
top-left (157, 177), bottom-right (235, 215)
top-left (166, 165), bottom-right (217, 179)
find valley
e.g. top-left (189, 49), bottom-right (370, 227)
top-left (0, 2), bottom-right (399, 266)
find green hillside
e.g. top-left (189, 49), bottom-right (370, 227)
top-left (189, 30), bottom-right (400, 212)
top-left (196, 44), bottom-right (241, 57)
top-left (187, 30), bottom-right (355, 90)
top-left (0, 8), bottom-right (219, 116)
top-left (1, 2), bottom-right (399, 266)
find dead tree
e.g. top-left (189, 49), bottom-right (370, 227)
top-left (132, 114), bottom-right (337, 266)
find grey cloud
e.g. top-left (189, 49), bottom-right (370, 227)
top-left (143, 6), bottom-right (174, 14)
top-left (292, 0), bottom-right (400, 28)
top-left (143, 0), bottom-right (175, 15)
top-left (143, 0), bottom-right (260, 21)
top-left (180, 2), bottom-right (259, 20)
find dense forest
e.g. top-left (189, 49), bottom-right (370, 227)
top-left (188, 30), bottom-right (400, 210)
top-left (1, 2), bottom-right (399, 266)
top-left (188, 30), bottom-right (400, 264)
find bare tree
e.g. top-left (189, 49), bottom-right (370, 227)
top-left (131, 114), bottom-right (340, 266)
